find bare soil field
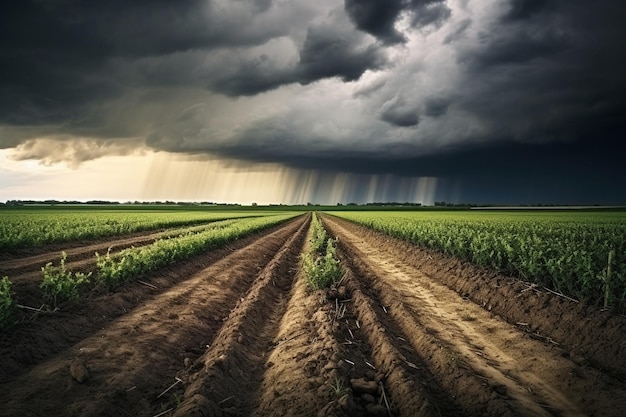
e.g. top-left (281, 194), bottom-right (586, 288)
top-left (1, 213), bottom-right (626, 417)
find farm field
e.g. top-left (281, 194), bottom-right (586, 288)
top-left (1, 208), bottom-right (626, 416)
top-left (0, 205), bottom-right (285, 253)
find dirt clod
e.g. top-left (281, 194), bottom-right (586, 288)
top-left (338, 393), bottom-right (358, 414)
top-left (361, 393), bottom-right (376, 403)
top-left (365, 403), bottom-right (388, 416)
top-left (350, 377), bottom-right (378, 394)
top-left (69, 358), bottom-right (90, 383)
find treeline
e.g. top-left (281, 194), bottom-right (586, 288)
top-left (2, 200), bottom-right (240, 207)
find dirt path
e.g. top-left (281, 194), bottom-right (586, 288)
top-left (322, 214), bottom-right (626, 417)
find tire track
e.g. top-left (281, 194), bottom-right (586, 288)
top-left (0, 216), bottom-right (308, 416)
top-left (323, 214), bottom-right (626, 417)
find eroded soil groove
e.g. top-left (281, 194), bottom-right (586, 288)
top-left (322, 214), bottom-right (626, 417)
top-left (0, 216), bottom-right (308, 416)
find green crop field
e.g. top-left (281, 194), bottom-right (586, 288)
top-left (0, 205), bottom-right (286, 251)
top-left (329, 209), bottom-right (626, 311)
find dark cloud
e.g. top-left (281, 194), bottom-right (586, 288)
top-left (423, 97), bottom-right (450, 117)
top-left (344, 0), bottom-right (450, 44)
top-left (503, 0), bottom-right (554, 21)
top-left (380, 98), bottom-right (420, 127)
top-left (297, 23), bottom-right (387, 84)
top-left (406, 0), bottom-right (451, 29)
top-left (2, 0), bottom-right (626, 204)
top-left (207, 17), bottom-right (387, 97)
top-left (344, 0), bottom-right (406, 45)
top-left (0, 0), bottom-right (292, 131)
top-left (452, 0), bottom-right (626, 154)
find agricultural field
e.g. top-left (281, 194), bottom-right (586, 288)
top-left (1, 207), bottom-right (626, 416)
top-left (0, 205), bottom-right (286, 253)
top-left (330, 210), bottom-right (626, 312)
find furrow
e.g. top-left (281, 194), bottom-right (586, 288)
top-left (0, 216), bottom-right (307, 416)
top-left (0, 217), bottom-right (303, 382)
top-left (338, 266), bottom-right (459, 417)
top-left (249, 267), bottom-right (343, 417)
top-left (172, 216), bottom-right (309, 417)
top-left (324, 214), bottom-right (626, 417)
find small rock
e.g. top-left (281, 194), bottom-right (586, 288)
top-left (237, 334), bottom-right (244, 344)
top-left (350, 377), bottom-right (378, 394)
top-left (365, 404), bottom-right (388, 416)
top-left (70, 358), bottom-right (90, 383)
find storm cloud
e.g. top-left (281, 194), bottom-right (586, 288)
top-left (1, 0), bottom-right (626, 203)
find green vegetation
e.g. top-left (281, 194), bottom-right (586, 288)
top-left (94, 214), bottom-right (297, 287)
top-left (331, 210), bottom-right (626, 311)
top-left (303, 214), bottom-right (342, 289)
top-left (0, 207), bottom-right (281, 251)
top-left (0, 277), bottom-right (14, 329)
top-left (41, 252), bottom-right (92, 307)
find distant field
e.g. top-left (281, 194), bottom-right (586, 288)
top-left (0, 205), bottom-right (289, 251)
top-left (330, 209), bottom-right (626, 311)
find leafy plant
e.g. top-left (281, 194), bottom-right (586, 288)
top-left (40, 252), bottom-right (91, 307)
top-left (0, 276), bottom-right (15, 329)
top-left (95, 214), bottom-right (298, 287)
top-left (333, 210), bottom-right (626, 312)
top-left (329, 377), bottom-right (350, 397)
top-left (303, 214), bottom-right (343, 289)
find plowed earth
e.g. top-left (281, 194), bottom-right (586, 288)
top-left (1, 213), bottom-right (626, 417)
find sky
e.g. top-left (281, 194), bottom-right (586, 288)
top-left (1, 0), bottom-right (625, 205)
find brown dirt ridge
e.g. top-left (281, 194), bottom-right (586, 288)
top-left (321, 213), bottom-right (626, 417)
top-left (1, 212), bottom-right (626, 416)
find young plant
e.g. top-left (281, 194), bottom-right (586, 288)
top-left (40, 252), bottom-right (91, 307)
top-left (303, 216), bottom-right (343, 289)
top-left (329, 377), bottom-right (351, 397)
top-left (0, 276), bottom-right (15, 329)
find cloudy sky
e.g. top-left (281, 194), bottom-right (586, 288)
top-left (1, 0), bottom-right (625, 205)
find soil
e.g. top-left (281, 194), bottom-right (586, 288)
top-left (1, 212), bottom-right (625, 417)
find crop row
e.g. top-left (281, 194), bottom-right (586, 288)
top-left (0, 210), bottom-right (279, 251)
top-left (330, 210), bottom-right (626, 311)
top-left (2, 214), bottom-right (299, 327)
top-left (302, 213), bottom-right (342, 289)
